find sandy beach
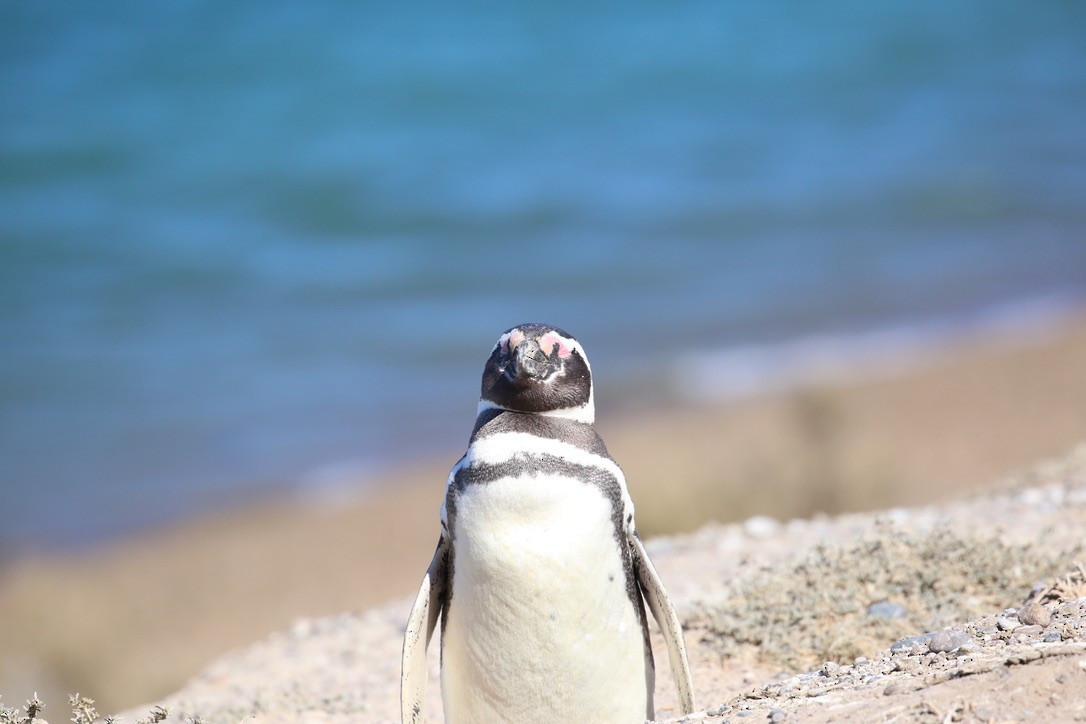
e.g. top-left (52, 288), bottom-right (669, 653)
top-left (2, 313), bottom-right (1086, 713)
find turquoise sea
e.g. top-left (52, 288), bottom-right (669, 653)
top-left (2, 1), bottom-right (1085, 549)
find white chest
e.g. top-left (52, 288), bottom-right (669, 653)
top-left (441, 473), bottom-right (651, 723)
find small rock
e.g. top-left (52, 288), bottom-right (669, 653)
top-left (1018, 602), bottom-right (1051, 627)
top-left (854, 656), bottom-right (868, 664)
top-left (883, 683), bottom-right (902, 696)
top-left (290, 618), bottom-right (318, 637)
top-left (820, 661), bottom-right (840, 676)
top-left (768, 709), bottom-right (787, 722)
top-left (743, 515), bottom-right (780, 539)
top-left (883, 508), bottom-right (910, 524)
top-left (867, 601), bottom-right (907, 620)
top-left (1016, 488), bottom-right (1046, 507)
top-left (893, 658), bottom-right (916, 672)
top-left (1043, 632), bottom-right (1063, 643)
top-left (928, 629), bottom-right (973, 654)
top-left (996, 617), bottom-right (1020, 631)
top-left (1014, 624), bottom-right (1043, 636)
top-left (891, 633), bottom-right (934, 652)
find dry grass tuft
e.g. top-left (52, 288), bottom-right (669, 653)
top-left (0, 694), bottom-right (185, 724)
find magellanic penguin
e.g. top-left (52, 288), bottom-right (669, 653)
top-left (401, 323), bottom-right (695, 723)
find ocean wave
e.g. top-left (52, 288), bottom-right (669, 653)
top-left (670, 292), bottom-right (1085, 402)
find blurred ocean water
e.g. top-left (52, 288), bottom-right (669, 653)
top-left (2, 1), bottom-right (1085, 548)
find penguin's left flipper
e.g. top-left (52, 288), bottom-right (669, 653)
top-left (631, 531), bottom-right (695, 714)
top-left (400, 536), bottom-right (449, 724)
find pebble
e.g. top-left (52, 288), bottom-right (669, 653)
top-left (928, 629), bottom-right (973, 654)
top-left (890, 633), bottom-right (933, 652)
top-left (768, 709), bottom-right (787, 722)
top-left (290, 618), bottom-right (318, 637)
top-left (894, 658), bottom-right (916, 672)
top-left (996, 617), bottom-right (1020, 631)
top-left (1043, 632), bottom-right (1062, 643)
top-left (1014, 624), bottom-right (1043, 636)
top-left (883, 508), bottom-right (911, 524)
top-left (867, 601), bottom-right (907, 620)
top-left (1018, 602), bottom-right (1052, 627)
top-left (742, 515), bottom-right (781, 539)
top-left (1016, 488), bottom-right (1047, 508)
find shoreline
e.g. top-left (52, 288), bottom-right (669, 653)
top-left (3, 311), bottom-right (1086, 711)
top-left (7, 291), bottom-right (1084, 556)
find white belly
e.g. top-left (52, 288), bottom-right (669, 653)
top-left (442, 473), bottom-right (651, 724)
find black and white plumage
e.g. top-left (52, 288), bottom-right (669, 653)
top-left (401, 323), bottom-right (695, 723)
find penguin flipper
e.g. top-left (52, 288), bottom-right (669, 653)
top-left (400, 536), bottom-right (449, 724)
top-left (630, 531), bottom-right (695, 714)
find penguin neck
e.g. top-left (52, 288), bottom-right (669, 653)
top-left (476, 398), bottom-right (595, 425)
top-left (468, 405), bottom-right (610, 459)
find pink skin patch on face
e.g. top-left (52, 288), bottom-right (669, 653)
top-left (537, 331), bottom-right (572, 358)
top-left (501, 329), bottom-right (526, 354)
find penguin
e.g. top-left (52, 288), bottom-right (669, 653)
top-left (401, 323), bottom-right (694, 723)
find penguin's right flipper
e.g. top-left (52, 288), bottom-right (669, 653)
top-left (630, 531), bottom-right (695, 714)
top-left (400, 535), bottom-right (449, 724)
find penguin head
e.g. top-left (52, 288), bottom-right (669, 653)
top-left (479, 323), bottom-right (594, 423)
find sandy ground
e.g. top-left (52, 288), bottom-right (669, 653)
top-left (2, 314), bottom-right (1086, 715)
top-left (83, 442), bottom-right (1084, 724)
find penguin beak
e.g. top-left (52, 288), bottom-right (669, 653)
top-left (510, 339), bottom-right (556, 381)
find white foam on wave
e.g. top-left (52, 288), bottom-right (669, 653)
top-left (671, 292), bottom-right (1085, 403)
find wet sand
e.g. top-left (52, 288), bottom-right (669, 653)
top-left (2, 313), bottom-right (1086, 712)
